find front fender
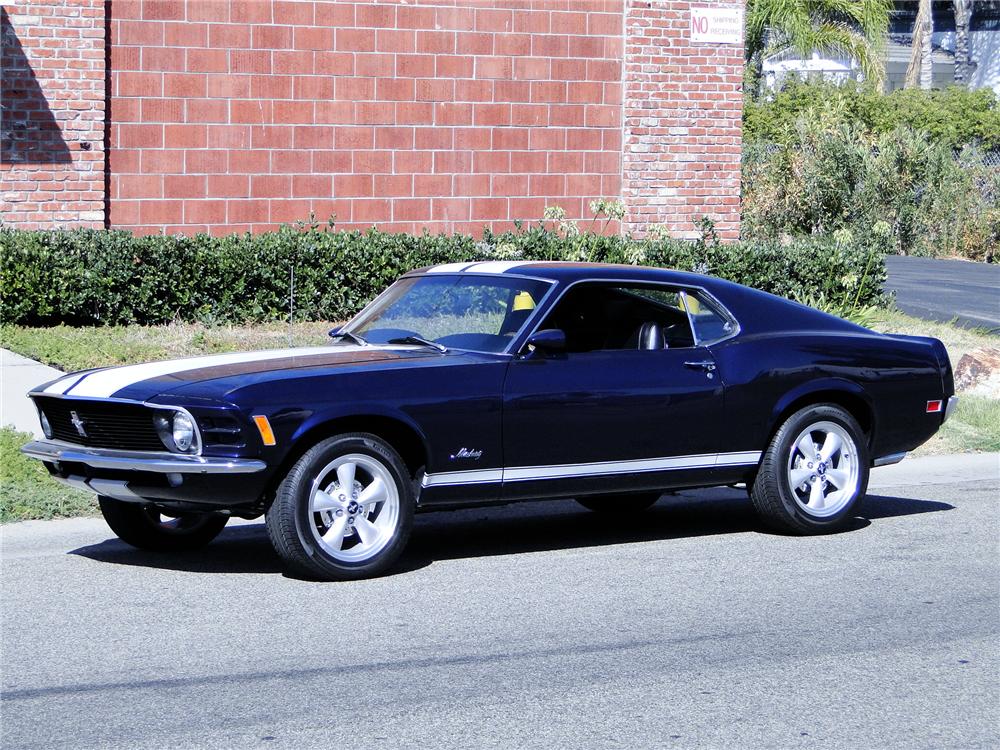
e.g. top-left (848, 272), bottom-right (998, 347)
top-left (288, 403), bottom-right (431, 450)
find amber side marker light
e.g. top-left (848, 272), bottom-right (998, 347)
top-left (253, 415), bottom-right (277, 446)
top-left (926, 400), bottom-right (943, 413)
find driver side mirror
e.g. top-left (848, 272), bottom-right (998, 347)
top-left (327, 326), bottom-right (341, 338)
top-left (523, 329), bottom-right (566, 357)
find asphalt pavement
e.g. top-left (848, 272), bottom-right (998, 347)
top-left (885, 255), bottom-right (1000, 334)
top-left (2, 454), bottom-right (998, 750)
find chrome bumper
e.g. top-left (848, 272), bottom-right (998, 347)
top-left (944, 395), bottom-right (959, 423)
top-left (20, 441), bottom-right (267, 475)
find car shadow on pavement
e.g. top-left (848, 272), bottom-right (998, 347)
top-left (67, 489), bottom-right (953, 577)
top-left (67, 522), bottom-right (285, 575)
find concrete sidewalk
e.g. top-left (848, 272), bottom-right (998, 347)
top-left (1, 348), bottom-right (64, 438)
top-left (867, 451), bottom-right (999, 489)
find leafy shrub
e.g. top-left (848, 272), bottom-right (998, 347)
top-left (743, 122), bottom-right (999, 262)
top-left (744, 79), bottom-right (1000, 150)
top-left (0, 223), bottom-right (887, 326)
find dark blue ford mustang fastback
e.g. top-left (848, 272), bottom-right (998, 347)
top-left (23, 262), bottom-right (957, 580)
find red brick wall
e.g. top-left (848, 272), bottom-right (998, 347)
top-left (623, 0), bottom-right (743, 240)
top-left (3, 0), bottom-right (744, 238)
top-left (0, 1), bottom-right (106, 228)
top-left (108, 0), bottom-right (625, 235)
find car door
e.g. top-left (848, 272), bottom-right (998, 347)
top-left (500, 282), bottom-right (728, 500)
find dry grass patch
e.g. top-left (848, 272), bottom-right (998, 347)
top-left (0, 322), bottom-right (337, 373)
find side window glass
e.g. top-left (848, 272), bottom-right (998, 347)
top-left (683, 292), bottom-right (737, 346)
top-left (536, 283), bottom-right (696, 352)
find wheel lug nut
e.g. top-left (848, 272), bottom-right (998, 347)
top-left (335, 509), bottom-right (343, 516)
top-left (807, 462), bottom-right (813, 468)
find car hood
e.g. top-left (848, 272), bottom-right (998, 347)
top-left (34, 344), bottom-right (443, 402)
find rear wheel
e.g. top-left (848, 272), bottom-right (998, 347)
top-left (750, 404), bottom-right (869, 534)
top-left (576, 492), bottom-right (660, 514)
top-left (265, 433), bottom-right (414, 581)
top-left (98, 497), bottom-right (229, 552)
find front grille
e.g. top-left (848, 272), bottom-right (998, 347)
top-left (36, 398), bottom-right (165, 451)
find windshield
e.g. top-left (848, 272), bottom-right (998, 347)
top-left (344, 274), bottom-right (553, 353)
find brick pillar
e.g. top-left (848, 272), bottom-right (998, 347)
top-left (0, 1), bottom-right (106, 228)
top-left (622, 0), bottom-right (743, 240)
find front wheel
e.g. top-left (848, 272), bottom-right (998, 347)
top-left (750, 404), bottom-right (870, 534)
top-left (265, 433), bottom-right (414, 581)
top-left (98, 497), bottom-right (229, 551)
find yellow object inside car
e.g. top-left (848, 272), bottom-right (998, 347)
top-left (512, 291), bottom-right (536, 311)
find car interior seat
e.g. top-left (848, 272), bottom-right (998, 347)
top-left (634, 321), bottom-right (665, 350)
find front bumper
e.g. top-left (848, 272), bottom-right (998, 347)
top-left (21, 441), bottom-right (266, 474)
top-left (21, 441), bottom-right (269, 509)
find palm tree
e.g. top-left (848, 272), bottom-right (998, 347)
top-left (953, 0), bottom-right (973, 84)
top-left (905, 0), bottom-right (934, 88)
top-left (745, 0), bottom-right (893, 98)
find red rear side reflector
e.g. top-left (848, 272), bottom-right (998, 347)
top-left (926, 400), bottom-right (943, 413)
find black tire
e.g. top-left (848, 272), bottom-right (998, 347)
top-left (750, 403), bottom-right (870, 534)
top-left (98, 497), bottom-right (229, 552)
top-left (576, 492), bottom-right (661, 514)
top-left (265, 433), bottom-right (414, 581)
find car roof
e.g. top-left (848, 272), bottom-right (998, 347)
top-left (407, 260), bottom-right (723, 289)
top-left (406, 260), bottom-right (871, 337)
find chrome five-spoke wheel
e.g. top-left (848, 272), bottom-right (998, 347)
top-left (266, 433), bottom-right (415, 581)
top-left (308, 453), bottom-right (400, 563)
top-left (750, 404), bottom-right (870, 534)
top-left (786, 421), bottom-right (860, 518)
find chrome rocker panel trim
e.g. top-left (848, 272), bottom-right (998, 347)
top-left (421, 450), bottom-right (762, 488)
top-left (21, 441), bottom-right (267, 475)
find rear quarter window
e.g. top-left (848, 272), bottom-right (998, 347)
top-left (684, 293), bottom-right (738, 345)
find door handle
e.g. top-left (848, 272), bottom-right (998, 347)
top-left (684, 360), bottom-right (717, 372)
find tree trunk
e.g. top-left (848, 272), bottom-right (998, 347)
top-left (954, 0), bottom-right (972, 85)
top-left (920, 0), bottom-right (934, 89)
top-left (905, 0), bottom-right (933, 89)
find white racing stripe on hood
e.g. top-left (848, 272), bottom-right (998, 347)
top-left (45, 345), bottom-right (384, 399)
top-left (42, 372), bottom-right (92, 396)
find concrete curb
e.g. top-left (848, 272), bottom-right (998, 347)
top-left (1, 348), bottom-right (64, 437)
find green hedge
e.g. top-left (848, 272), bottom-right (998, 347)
top-left (0, 225), bottom-right (887, 326)
top-left (744, 79), bottom-right (1000, 150)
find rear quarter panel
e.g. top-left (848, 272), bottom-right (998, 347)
top-left (713, 330), bottom-right (948, 460)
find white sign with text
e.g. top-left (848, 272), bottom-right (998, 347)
top-left (689, 6), bottom-right (744, 44)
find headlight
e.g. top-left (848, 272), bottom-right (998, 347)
top-left (153, 410), bottom-right (200, 454)
top-left (172, 412), bottom-right (196, 452)
top-left (38, 410), bottom-right (53, 439)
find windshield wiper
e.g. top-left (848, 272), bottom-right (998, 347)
top-left (388, 336), bottom-right (448, 353)
top-left (328, 331), bottom-right (368, 346)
